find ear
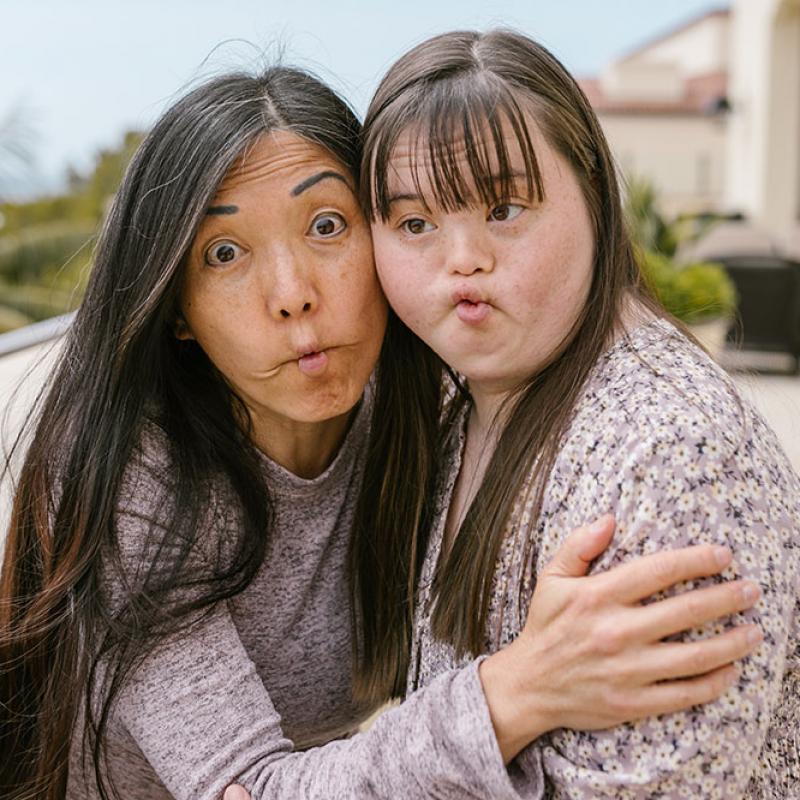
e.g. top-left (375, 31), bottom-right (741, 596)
top-left (174, 314), bottom-right (195, 341)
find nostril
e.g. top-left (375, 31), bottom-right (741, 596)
top-left (280, 309), bottom-right (290, 318)
top-left (302, 302), bottom-right (311, 312)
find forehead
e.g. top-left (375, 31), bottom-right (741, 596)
top-left (387, 115), bottom-right (550, 179)
top-left (214, 131), bottom-right (351, 198)
top-left (372, 110), bottom-right (557, 217)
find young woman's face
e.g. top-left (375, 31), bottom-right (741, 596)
top-left (370, 117), bottom-right (595, 397)
top-left (179, 132), bottom-right (387, 427)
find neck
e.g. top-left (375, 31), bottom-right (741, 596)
top-left (248, 407), bottom-right (356, 479)
top-left (468, 383), bottom-right (514, 439)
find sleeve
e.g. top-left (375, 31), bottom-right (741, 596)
top-left (517, 415), bottom-right (799, 799)
top-left (114, 604), bottom-right (519, 800)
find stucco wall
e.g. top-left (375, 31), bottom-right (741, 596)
top-left (600, 114), bottom-right (727, 215)
top-left (726, 0), bottom-right (800, 235)
top-left (624, 12), bottom-right (729, 77)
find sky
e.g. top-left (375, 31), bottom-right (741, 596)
top-left (0, 0), bottom-right (723, 196)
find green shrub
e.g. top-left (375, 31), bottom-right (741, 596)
top-left (638, 248), bottom-right (737, 324)
top-left (0, 280), bottom-right (79, 321)
top-left (0, 303), bottom-right (33, 333)
top-left (0, 221), bottom-right (95, 285)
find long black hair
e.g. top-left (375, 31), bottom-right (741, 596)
top-left (0, 67), bottom-right (361, 800)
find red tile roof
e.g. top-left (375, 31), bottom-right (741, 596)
top-left (578, 71), bottom-right (728, 116)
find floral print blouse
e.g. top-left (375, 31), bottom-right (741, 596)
top-left (409, 318), bottom-right (800, 799)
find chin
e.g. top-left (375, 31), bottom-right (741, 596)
top-left (293, 383), bottom-right (364, 424)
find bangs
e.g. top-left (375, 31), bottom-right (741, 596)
top-left (367, 74), bottom-right (544, 220)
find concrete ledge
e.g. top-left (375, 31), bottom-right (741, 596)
top-left (0, 312), bottom-right (75, 358)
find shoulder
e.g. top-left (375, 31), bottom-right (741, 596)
top-left (531, 319), bottom-right (799, 560)
top-left (573, 318), bottom-right (748, 462)
top-left (108, 417), bottom-right (238, 601)
top-left (116, 417), bottom-right (176, 523)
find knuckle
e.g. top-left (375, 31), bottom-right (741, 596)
top-left (676, 683), bottom-right (697, 709)
top-left (590, 621), bottom-right (625, 656)
top-left (706, 671), bottom-right (729, 700)
top-left (686, 643), bottom-right (712, 675)
top-left (601, 687), bottom-right (631, 719)
top-left (571, 583), bottom-right (604, 615)
top-left (651, 552), bottom-right (678, 584)
top-left (683, 594), bottom-right (706, 627)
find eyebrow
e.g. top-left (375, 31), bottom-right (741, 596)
top-left (386, 170), bottom-right (531, 207)
top-left (291, 170), bottom-right (350, 196)
top-left (206, 205), bottom-right (239, 215)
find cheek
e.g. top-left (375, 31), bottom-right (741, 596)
top-left (373, 241), bottom-right (418, 311)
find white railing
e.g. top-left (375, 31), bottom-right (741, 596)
top-left (0, 312), bottom-right (75, 358)
top-left (1, 316), bottom-right (72, 543)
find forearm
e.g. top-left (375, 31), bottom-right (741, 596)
top-left (119, 615), bottom-right (516, 800)
top-left (238, 660), bottom-right (516, 800)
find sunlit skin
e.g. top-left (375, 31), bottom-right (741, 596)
top-left (178, 132), bottom-right (387, 478)
top-left (370, 117), bottom-right (596, 439)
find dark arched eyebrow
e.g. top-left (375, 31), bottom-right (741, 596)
top-left (206, 205), bottom-right (238, 215)
top-left (291, 170), bottom-right (351, 196)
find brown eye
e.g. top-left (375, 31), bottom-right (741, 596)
top-left (488, 203), bottom-right (523, 222)
top-left (310, 213), bottom-right (346, 238)
top-left (205, 241), bottom-right (243, 267)
top-left (401, 218), bottom-right (434, 235)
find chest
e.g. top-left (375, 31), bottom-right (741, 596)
top-left (229, 479), bottom-right (371, 748)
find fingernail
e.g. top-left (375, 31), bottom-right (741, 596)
top-left (714, 545), bottom-right (732, 567)
top-left (741, 582), bottom-right (761, 603)
top-left (746, 626), bottom-right (764, 646)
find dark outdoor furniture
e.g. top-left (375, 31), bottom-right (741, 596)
top-left (716, 256), bottom-right (800, 374)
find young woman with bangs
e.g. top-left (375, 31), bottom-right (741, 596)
top-left (354, 28), bottom-right (800, 799)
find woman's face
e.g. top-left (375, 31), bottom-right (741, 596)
top-left (178, 132), bottom-right (387, 428)
top-left (369, 117), bottom-right (595, 397)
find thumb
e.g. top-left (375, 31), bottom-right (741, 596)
top-left (544, 515), bottom-right (615, 578)
top-left (224, 787), bottom-right (252, 800)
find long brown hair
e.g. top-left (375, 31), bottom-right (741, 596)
top-left (0, 67), bottom-right (364, 800)
top-left (354, 29), bottom-right (663, 697)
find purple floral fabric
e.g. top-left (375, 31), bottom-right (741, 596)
top-left (410, 318), bottom-right (800, 798)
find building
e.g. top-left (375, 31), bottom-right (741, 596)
top-left (581, 1), bottom-right (800, 246)
top-left (579, 8), bottom-right (731, 217)
top-left (726, 0), bottom-right (800, 246)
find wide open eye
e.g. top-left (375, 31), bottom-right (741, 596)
top-left (205, 240), bottom-right (244, 267)
top-left (400, 217), bottom-right (435, 235)
top-left (488, 203), bottom-right (524, 223)
top-left (310, 212), bottom-right (347, 238)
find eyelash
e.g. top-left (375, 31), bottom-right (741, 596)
top-left (204, 240), bottom-right (243, 267)
top-left (398, 202), bottom-right (526, 235)
top-left (309, 211), bottom-right (347, 238)
top-left (201, 209), bottom-right (348, 267)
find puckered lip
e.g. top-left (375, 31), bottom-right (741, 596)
top-left (292, 341), bottom-right (324, 360)
top-left (451, 285), bottom-right (490, 306)
top-left (268, 341), bottom-right (328, 371)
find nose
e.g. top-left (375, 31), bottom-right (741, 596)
top-left (265, 246), bottom-right (318, 321)
top-left (444, 222), bottom-right (495, 277)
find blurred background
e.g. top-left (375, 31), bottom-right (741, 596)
top-left (0, 0), bottom-right (798, 476)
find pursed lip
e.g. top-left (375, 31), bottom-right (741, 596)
top-left (451, 285), bottom-right (490, 306)
top-left (260, 341), bottom-right (329, 377)
top-left (292, 341), bottom-right (324, 360)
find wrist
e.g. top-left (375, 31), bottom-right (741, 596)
top-left (478, 638), bottom-right (553, 763)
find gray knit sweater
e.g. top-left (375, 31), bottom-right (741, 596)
top-left (66, 394), bottom-right (519, 799)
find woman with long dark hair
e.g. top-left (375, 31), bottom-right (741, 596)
top-left (359, 29), bottom-right (799, 797)
top-left (1, 66), bottom-right (761, 800)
